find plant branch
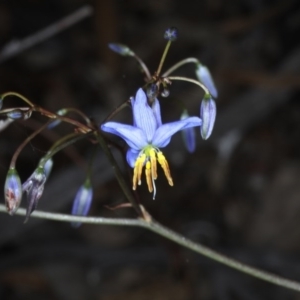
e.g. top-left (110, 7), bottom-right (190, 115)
top-left (0, 204), bottom-right (300, 292)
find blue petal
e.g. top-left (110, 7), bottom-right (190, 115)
top-left (132, 88), bottom-right (157, 142)
top-left (181, 111), bottom-right (196, 153)
top-left (152, 117), bottom-right (202, 148)
top-left (196, 64), bottom-right (218, 99)
top-left (126, 149), bottom-right (140, 168)
top-left (200, 97), bottom-right (216, 140)
top-left (101, 122), bottom-right (147, 150)
top-left (151, 98), bottom-right (162, 127)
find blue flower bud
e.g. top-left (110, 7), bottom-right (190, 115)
top-left (47, 109), bottom-right (67, 129)
top-left (0, 97), bottom-right (3, 110)
top-left (71, 179), bottom-right (93, 228)
top-left (200, 95), bottom-right (217, 140)
top-left (195, 64), bottom-right (218, 99)
top-left (42, 158), bottom-right (53, 180)
top-left (23, 167), bottom-right (47, 222)
top-left (6, 108), bottom-right (32, 120)
top-left (108, 43), bottom-right (134, 56)
top-left (181, 110), bottom-right (196, 153)
top-left (164, 27), bottom-right (178, 41)
top-left (4, 168), bottom-right (22, 215)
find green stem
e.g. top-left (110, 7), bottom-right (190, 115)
top-left (1, 92), bottom-right (35, 107)
top-left (133, 53), bottom-right (151, 80)
top-left (162, 57), bottom-right (199, 77)
top-left (10, 121), bottom-right (52, 168)
top-left (168, 76), bottom-right (210, 95)
top-left (156, 40), bottom-right (172, 77)
top-left (3, 204), bottom-right (300, 293)
top-left (94, 131), bottom-right (143, 216)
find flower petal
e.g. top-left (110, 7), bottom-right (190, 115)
top-left (200, 97), bottom-right (216, 140)
top-left (101, 122), bottom-right (147, 150)
top-left (196, 64), bottom-right (218, 99)
top-left (132, 88), bottom-right (157, 142)
top-left (151, 98), bottom-right (162, 126)
top-left (126, 148), bottom-right (140, 168)
top-left (152, 117), bottom-right (202, 148)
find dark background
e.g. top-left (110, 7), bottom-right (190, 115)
top-left (1, 0), bottom-right (300, 299)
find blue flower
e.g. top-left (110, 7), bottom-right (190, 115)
top-left (101, 88), bottom-right (202, 198)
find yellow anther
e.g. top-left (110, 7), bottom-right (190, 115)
top-left (145, 161), bottom-right (153, 192)
top-left (133, 153), bottom-right (146, 190)
top-left (157, 151), bottom-right (173, 186)
top-left (149, 148), bottom-right (157, 179)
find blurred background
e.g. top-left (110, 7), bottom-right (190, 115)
top-left (0, 0), bottom-right (300, 299)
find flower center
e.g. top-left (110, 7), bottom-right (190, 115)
top-left (132, 146), bottom-right (173, 199)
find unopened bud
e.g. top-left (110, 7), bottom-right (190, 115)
top-left (200, 95), bottom-right (217, 140)
top-left (47, 109), bottom-right (67, 129)
top-left (196, 64), bottom-right (218, 99)
top-left (71, 179), bottom-right (93, 228)
top-left (6, 108), bottom-right (32, 120)
top-left (108, 43), bottom-right (134, 56)
top-left (161, 88), bottom-right (170, 98)
top-left (23, 166), bottom-right (47, 222)
top-left (4, 168), bottom-right (22, 215)
top-left (164, 27), bottom-right (178, 41)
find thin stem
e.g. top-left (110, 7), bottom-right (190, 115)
top-left (156, 40), bottom-right (172, 77)
top-left (94, 131), bottom-right (143, 217)
top-left (163, 57), bottom-right (199, 77)
top-left (0, 5), bottom-right (93, 63)
top-left (2, 204), bottom-right (300, 292)
top-left (1, 92), bottom-right (35, 107)
top-left (132, 53), bottom-right (151, 80)
top-left (60, 107), bottom-right (92, 125)
top-left (34, 107), bottom-right (92, 133)
top-left (10, 121), bottom-right (52, 168)
top-left (168, 76), bottom-right (210, 95)
top-left (102, 100), bottom-right (130, 124)
top-left (40, 132), bottom-right (92, 166)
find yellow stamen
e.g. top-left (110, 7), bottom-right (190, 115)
top-left (132, 148), bottom-right (173, 197)
top-left (157, 151), bottom-right (173, 186)
top-left (145, 161), bottom-right (153, 192)
top-left (133, 153), bottom-right (146, 190)
top-left (149, 148), bottom-right (157, 179)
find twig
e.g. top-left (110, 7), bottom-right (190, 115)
top-left (0, 5), bottom-right (93, 63)
top-left (1, 204), bottom-right (300, 292)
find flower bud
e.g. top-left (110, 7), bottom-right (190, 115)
top-left (195, 64), bottom-right (218, 99)
top-left (71, 179), bottom-right (93, 228)
top-left (164, 27), bottom-right (178, 41)
top-left (4, 168), bottom-right (22, 215)
top-left (200, 95), bottom-right (217, 140)
top-left (23, 166), bottom-right (47, 222)
top-left (181, 110), bottom-right (196, 153)
top-left (43, 158), bottom-right (53, 180)
top-left (108, 43), bottom-right (134, 56)
top-left (0, 97), bottom-right (3, 110)
top-left (6, 108), bottom-right (32, 120)
top-left (47, 109), bottom-right (67, 129)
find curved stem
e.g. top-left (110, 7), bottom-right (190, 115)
top-left (133, 53), bottom-right (151, 80)
top-left (39, 132), bottom-right (92, 167)
top-left (168, 76), bottom-right (210, 95)
top-left (2, 204), bottom-right (300, 292)
top-left (102, 100), bottom-right (130, 124)
top-left (163, 57), bottom-right (199, 77)
top-left (10, 121), bottom-right (51, 168)
top-left (1, 92), bottom-right (35, 107)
